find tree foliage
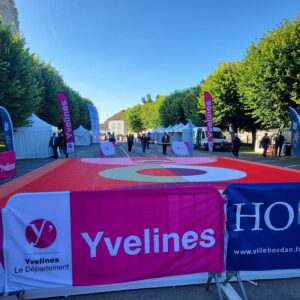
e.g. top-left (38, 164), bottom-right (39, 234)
top-left (0, 21), bottom-right (42, 127)
top-left (0, 20), bottom-right (95, 129)
top-left (239, 16), bottom-right (300, 128)
top-left (124, 104), bottom-right (143, 133)
top-left (140, 95), bottom-right (165, 128)
top-left (200, 62), bottom-right (257, 133)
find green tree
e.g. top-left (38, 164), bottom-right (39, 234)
top-left (159, 90), bottom-right (186, 126)
top-left (239, 16), bottom-right (300, 128)
top-left (140, 95), bottom-right (165, 128)
top-left (0, 21), bottom-right (42, 127)
top-left (124, 104), bottom-right (143, 133)
top-left (200, 62), bottom-right (256, 135)
top-left (141, 93), bottom-right (153, 104)
top-left (36, 61), bottom-right (64, 126)
top-left (182, 86), bottom-right (204, 126)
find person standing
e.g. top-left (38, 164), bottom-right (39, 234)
top-left (49, 133), bottom-right (59, 159)
top-left (274, 133), bottom-right (279, 156)
top-left (60, 133), bottom-right (68, 158)
top-left (161, 133), bottom-right (170, 155)
top-left (140, 133), bottom-right (147, 152)
top-left (260, 133), bottom-right (271, 157)
top-left (146, 132), bottom-right (151, 149)
top-left (232, 133), bottom-right (241, 159)
top-left (277, 131), bottom-right (285, 157)
top-left (127, 134), bottom-right (134, 152)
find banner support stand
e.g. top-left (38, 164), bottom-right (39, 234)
top-left (223, 271), bottom-right (248, 300)
top-left (206, 272), bottom-right (224, 300)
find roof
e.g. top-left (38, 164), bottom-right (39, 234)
top-left (100, 122), bottom-right (108, 131)
top-left (107, 110), bottom-right (125, 121)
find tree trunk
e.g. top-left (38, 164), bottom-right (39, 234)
top-left (251, 128), bottom-right (257, 148)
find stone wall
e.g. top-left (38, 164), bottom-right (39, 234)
top-left (0, 0), bottom-right (19, 34)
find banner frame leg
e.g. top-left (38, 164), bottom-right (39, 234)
top-left (223, 271), bottom-right (248, 300)
top-left (206, 272), bottom-right (224, 300)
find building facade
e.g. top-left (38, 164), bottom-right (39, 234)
top-left (0, 0), bottom-right (19, 34)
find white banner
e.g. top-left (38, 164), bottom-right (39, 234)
top-left (100, 142), bottom-right (116, 156)
top-left (3, 192), bottom-right (72, 292)
top-left (171, 141), bottom-right (189, 156)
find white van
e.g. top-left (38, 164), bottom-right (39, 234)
top-left (193, 127), bottom-right (225, 150)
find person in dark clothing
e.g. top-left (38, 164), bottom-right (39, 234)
top-left (140, 133), bottom-right (147, 152)
top-left (232, 133), bottom-right (241, 159)
top-left (49, 133), bottom-right (59, 159)
top-left (274, 133), bottom-right (279, 156)
top-left (260, 133), bottom-right (271, 157)
top-left (60, 133), bottom-right (68, 158)
top-left (276, 131), bottom-right (285, 157)
top-left (146, 132), bottom-right (151, 149)
top-left (127, 134), bottom-right (134, 152)
top-left (161, 133), bottom-right (170, 155)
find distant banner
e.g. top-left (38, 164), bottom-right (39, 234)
top-left (87, 104), bottom-right (100, 143)
top-left (0, 151), bottom-right (16, 180)
top-left (203, 92), bottom-right (213, 152)
top-left (100, 142), bottom-right (115, 156)
top-left (289, 106), bottom-right (300, 156)
top-left (57, 92), bottom-right (75, 153)
top-left (188, 120), bottom-right (194, 157)
top-left (171, 141), bottom-right (189, 156)
top-left (0, 209), bottom-right (4, 293)
top-left (225, 183), bottom-right (300, 271)
top-left (3, 186), bottom-right (224, 292)
top-left (0, 106), bottom-right (14, 151)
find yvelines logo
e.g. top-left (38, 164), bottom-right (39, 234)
top-left (25, 219), bottom-right (57, 248)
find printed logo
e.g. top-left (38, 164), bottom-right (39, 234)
top-left (25, 219), bottom-right (57, 248)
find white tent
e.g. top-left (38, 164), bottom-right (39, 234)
top-left (181, 121), bottom-right (195, 143)
top-left (13, 114), bottom-right (59, 159)
top-left (74, 125), bottom-right (91, 146)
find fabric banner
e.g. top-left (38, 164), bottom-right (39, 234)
top-left (57, 92), bottom-right (75, 153)
top-left (225, 183), bottom-right (300, 271)
top-left (0, 151), bottom-right (16, 180)
top-left (203, 92), bottom-right (214, 152)
top-left (171, 141), bottom-right (189, 156)
top-left (289, 106), bottom-right (300, 156)
top-left (3, 192), bottom-right (73, 292)
top-left (3, 186), bottom-right (224, 292)
top-left (87, 104), bottom-right (100, 144)
top-left (0, 106), bottom-right (14, 151)
top-left (188, 120), bottom-right (194, 157)
top-left (100, 142), bottom-right (115, 156)
top-left (0, 209), bottom-right (4, 293)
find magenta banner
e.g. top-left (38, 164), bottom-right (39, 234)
top-left (0, 209), bottom-right (4, 293)
top-left (71, 186), bottom-right (224, 286)
top-left (3, 186), bottom-right (224, 292)
top-left (57, 92), bottom-right (75, 153)
top-left (203, 92), bottom-right (214, 152)
top-left (0, 151), bottom-right (16, 180)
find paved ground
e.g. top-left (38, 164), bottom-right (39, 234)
top-left (2, 143), bottom-right (300, 299)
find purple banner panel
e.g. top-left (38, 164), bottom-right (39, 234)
top-left (57, 92), bottom-right (75, 153)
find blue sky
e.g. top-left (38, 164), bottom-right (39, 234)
top-left (14, 0), bottom-right (299, 123)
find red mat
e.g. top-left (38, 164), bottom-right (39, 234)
top-left (1, 157), bottom-right (299, 208)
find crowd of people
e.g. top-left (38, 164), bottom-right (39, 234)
top-left (48, 131), bottom-right (68, 159)
top-left (49, 129), bottom-right (289, 159)
top-left (126, 132), bottom-right (171, 154)
top-left (231, 131), bottom-right (287, 159)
